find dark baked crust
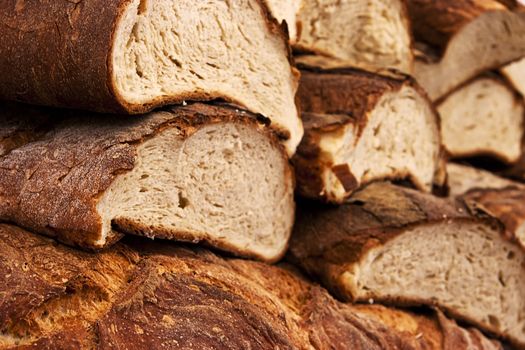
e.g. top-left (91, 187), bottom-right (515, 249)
top-left (461, 186), bottom-right (525, 247)
top-left (293, 68), bottom-right (446, 201)
top-left (0, 223), bottom-right (503, 350)
top-left (407, 0), bottom-right (508, 50)
top-left (0, 102), bottom-right (283, 250)
top-left (0, 0), bottom-right (297, 119)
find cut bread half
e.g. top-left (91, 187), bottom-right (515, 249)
top-left (501, 57), bottom-right (525, 96)
top-left (0, 103), bottom-right (294, 262)
top-left (293, 67), bottom-right (445, 203)
top-left (437, 76), bottom-right (525, 164)
top-left (0, 0), bottom-right (302, 155)
top-left (447, 163), bottom-right (523, 197)
top-left (0, 223), bottom-right (504, 349)
top-left (407, 0), bottom-right (525, 100)
top-left (289, 182), bottom-right (525, 347)
top-left (268, 0), bottom-right (413, 73)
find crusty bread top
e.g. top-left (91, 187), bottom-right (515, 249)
top-left (0, 223), bottom-right (503, 350)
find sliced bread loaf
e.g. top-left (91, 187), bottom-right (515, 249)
top-left (437, 76), bottom-right (524, 164)
top-left (408, 0), bottom-right (525, 100)
top-left (0, 223), bottom-right (503, 350)
top-left (289, 182), bottom-right (525, 347)
top-left (0, 0), bottom-right (302, 154)
top-left (293, 67), bottom-right (445, 203)
top-left (0, 103), bottom-right (294, 262)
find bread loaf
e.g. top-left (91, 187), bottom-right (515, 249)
top-left (0, 102), bottom-right (294, 262)
top-left (437, 76), bottom-right (524, 164)
top-left (267, 0), bottom-right (413, 73)
top-left (0, 0), bottom-right (302, 155)
top-left (0, 223), bottom-right (503, 350)
top-left (408, 0), bottom-right (525, 100)
top-left (293, 67), bottom-right (445, 203)
top-left (289, 182), bottom-right (525, 347)
top-left (447, 163), bottom-right (523, 197)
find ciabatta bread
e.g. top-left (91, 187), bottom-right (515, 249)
top-left (0, 223), bottom-right (503, 350)
top-left (293, 67), bottom-right (445, 203)
top-left (0, 0), bottom-right (302, 154)
top-left (289, 182), bottom-right (525, 347)
top-left (437, 76), bottom-right (524, 164)
top-left (0, 103), bottom-right (294, 262)
top-left (408, 0), bottom-right (525, 100)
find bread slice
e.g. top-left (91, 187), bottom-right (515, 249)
top-left (267, 0), bottom-right (413, 73)
top-left (501, 57), bottom-right (525, 96)
top-left (300, 0), bottom-right (413, 73)
top-left (408, 0), bottom-right (525, 100)
top-left (289, 182), bottom-right (525, 347)
top-left (447, 163), bottom-right (523, 197)
top-left (437, 76), bottom-right (524, 164)
top-left (293, 67), bottom-right (445, 203)
top-left (0, 0), bottom-right (302, 155)
top-left (0, 223), bottom-right (504, 350)
top-left (0, 102), bottom-right (294, 262)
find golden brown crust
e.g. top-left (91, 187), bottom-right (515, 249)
top-left (0, 102), bottom-right (284, 251)
top-left (0, 224), bottom-right (503, 350)
top-left (407, 0), bottom-right (508, 50)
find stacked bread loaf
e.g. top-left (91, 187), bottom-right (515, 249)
top-left (0, 0), bottom-right (524, 349)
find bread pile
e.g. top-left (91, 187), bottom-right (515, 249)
top-left (0, 0), bottom-right (524, 349)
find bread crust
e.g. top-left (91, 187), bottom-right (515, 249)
top-left (0, 102), bottom-right (288, 255)
top-left (289, 182), bottom-right (520, 344)
top-left (293, 67), bottom-right (446, 201)
top-left (0, 223), bottom-right (503, 350)
top-left (0, 0), bottom-right (299, 140)
top-left (407, 0), bottom-right (508, 50)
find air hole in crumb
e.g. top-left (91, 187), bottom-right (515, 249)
top-left (507, 251), bottom-right (515, 260)
top-left (138, 0), bottom-right (148, 14)
top-left (140, 174), bottom-right (149, 179)
top-left (498, 271), bottom-right (506, 287)
top-left (178, 193), bottom-right (190, 209)
top-left (139, 187), bottom-right (148, 193)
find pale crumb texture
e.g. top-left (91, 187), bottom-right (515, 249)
top-left (97, 122), bottom-right (294, 262)
top-left (438, 78), bottom-right (524, 164)
top-left (352, 222), bottom-right (525, 346)
top-left (321, 86), bottom-right (440, 202)
top-left (295, 0), bottom-right (413, 73)
top-left (447, 163), bottom-right (522, 197)
top-left (111, 0), bottom-right (302, 155)
top-left (415, 11), bottom-right (525, 100)
top-left (501, 57), bottom-right (525, 97)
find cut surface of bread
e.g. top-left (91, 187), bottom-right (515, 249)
top-left (290, 182), bottom-right (525, 347)
top-left (0, 223), bottom-right (504, 350)
top-left (411, 7), bottom-right (525, 100)
top-left (294, 68), bottom-right (444, 203)
top-left (0, 0), bottom-right (302, 155)
top-left (293, 0), bottom-right (413, 73)
top-left (0, 103), bottom-right (294, 262)
top-left (437, 77), bottom-right (524, 163)
top-left (447, 163), bottom-right (523, 197)
top-left (501, 57), bottom-right (525, 96)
